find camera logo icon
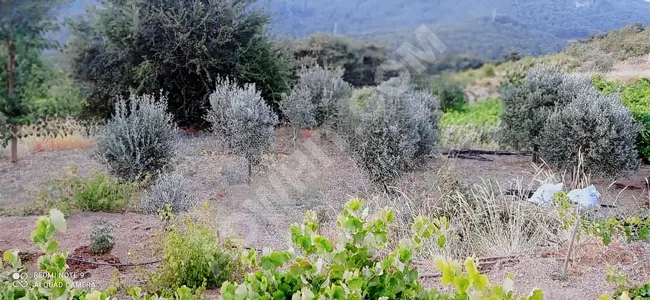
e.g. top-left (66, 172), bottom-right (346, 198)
top-left (11, 272), bottom-right (29, 288)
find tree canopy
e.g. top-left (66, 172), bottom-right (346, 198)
top-left (68, 0), bottom-right (293, 126)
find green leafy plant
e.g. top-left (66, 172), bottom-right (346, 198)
top-left (593, 77), bottom-right (650, 162)
top-left (613, 283), bottom-right (650, 300)
top-left (148, 205), bottom-right (241, 296)
top-left (0, 209), bottom-right (203, 299)
top-left (62, 171), bottom-right (134, 213)
top-left (89, 219), bottom-right (116, 255)
top-left (221, 199), bottom-right (544, 299)
top-left (554, 192), bottom-right (650, 246)
top-left (593, 76), bottom-right (620, 95)
top-left (620, 79), bottom-right (650, 162)
top-left (439, 99), bottom-right (501, 149)
top-left (0, 209), bottom-right (114, 299)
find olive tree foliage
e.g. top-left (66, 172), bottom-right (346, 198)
top-left (68, 0), bottom-right (292, 126)
top-left (540, 91), bottom-right (641, 178)
top-left (205, 77), bottom-right (278, 181)
top-left (140, 171), bottom-right (199, 214)
top-left (95, 93), bottom-right (178, 182)
top-left (279, 84), bottom-right (316, 141)
top-left (499, 66), bottom-right (592, 158)
top-left (284, 65), bottom-right (352, 129)
top-left (343, 83), bottom-right (441, 188)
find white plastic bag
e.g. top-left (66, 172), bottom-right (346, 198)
top-left (529, 183), bottom-right (563, 206)
top-left (567, 185), bottom-right (600, 208)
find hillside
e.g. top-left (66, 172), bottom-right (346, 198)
top-left (59, 0), bottom-right (650, 59)
top-left (268, 0), bottom-right (650, 38)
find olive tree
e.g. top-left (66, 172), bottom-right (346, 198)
top-left (205, 77), bottom-right (278, 182)
top-left (540, 90), bottom-right (641, 178)
top-left (95, 93), bottom-right (178, 181)
top-left (499, 66), bottom-right (591, 161)
top-left (343, 84), bottom-right (440, 189)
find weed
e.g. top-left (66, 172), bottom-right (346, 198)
top-left (89, 219), bottom-right (116, 254)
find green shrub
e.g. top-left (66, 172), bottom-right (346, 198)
top-left (95, 93), bottom-right (178, 182)
top-left (441, 98), bottom-right (501, 127)
top-left (150, 205), bottom-right (242, 295)
top-left (89, 219), bottom-right (116, 254)
top-left (430, 78), bottom-right (467, 112)
top-left (621, 79), bottom-right (650, 161)
top-left (66, 172), bottom-right (134, 212)
top-left (69, 0), bottom-right (292, 125)
top-left (221, 199), bottom-right (545, 300)
top-left (499, 67), bottom-right (590, 156)
top-left (482, 63), bottom-right (496, 77)
top-left (614, 283), bottom-right (650, 299)
top-left (439, 99), bottom-right (502, 148)
top-left (593, 76), bottom-right (620, 95)
top-left (540, 90), bottom-right (640, 178)
top-left (593, 77), bottom-right (650, 162)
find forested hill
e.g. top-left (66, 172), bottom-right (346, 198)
top-left (268, 0), bottom-right (650, 38)
top-left (61, 0), bottom-right (650, 59)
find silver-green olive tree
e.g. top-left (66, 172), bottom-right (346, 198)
top-left (499, 66), bottom-right (591, 162)
top-left (205, 77), bottom-right (278, 182)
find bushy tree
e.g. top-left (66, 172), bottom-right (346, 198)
top-left (429, 78), bottom-right (466, 112)
top-left (279, 85), bottom-right (316, 141)
top-left (68, 0), bottom-right (292, 126)
top-left (539, 90), bottom-right (641, 178)
top-left (95, 93), bottom-right (177, 181)
top-left (287, 65), bottom-right (352, 128)
top-left (205, 77), bottom-right (278, 181)
top-left (344, 84), bottom-right (440, 188)
top-left (0, 0), bottom-right (75, 162)
top-left (499, 66), bottom-right (591, 161)
top-left (293, 33), bottom-right (387, 87)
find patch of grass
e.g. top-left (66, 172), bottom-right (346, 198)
top-left (439, 99), bottom-right (502, 149)
top-left (441, 99), bottom-right (501, 127)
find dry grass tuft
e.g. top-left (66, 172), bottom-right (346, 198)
top-left (30, 135), bottom-right (94, 153)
